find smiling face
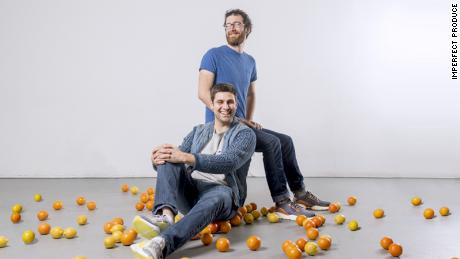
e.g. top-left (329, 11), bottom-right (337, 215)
top-left (224, 14), bottom-right (246, 46)
top-left (211, 91), bottom-right (237, 124)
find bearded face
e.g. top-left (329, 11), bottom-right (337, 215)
top-left (224, 15), bottom-right (246, 46)
top-left (226, 28), bottom-right (246, 46)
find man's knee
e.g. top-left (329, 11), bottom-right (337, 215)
top-left (156, 163), bottom-right (184, 174)
top-left (258, 134), bottom-right (281, 151)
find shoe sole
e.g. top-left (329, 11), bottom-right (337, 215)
top-left (132, 215), bottom-right (161, 240)
top-left (310, 205), bottom-right (329, 211)
top-left (295, 201), bottom-right (330, 211)
top-left (131, 241), bottom-right (154, 259)
top-left (274, 212), bottom-right (296, 221)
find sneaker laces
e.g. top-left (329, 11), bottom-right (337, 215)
top-left (289, 201), bottom-right (306, 211)
top-left (305, 191), bottom-right (321, 203)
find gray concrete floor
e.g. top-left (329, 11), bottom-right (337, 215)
top-left (0, 177), bottom-right (459, 259)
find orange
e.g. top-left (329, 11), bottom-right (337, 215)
top-left (285, 245), bottom-right (302, 259)
top-left (120, 230), bottom-right (136, 246)
top-left (439, 207), bottom-right (450, 216)
top-left (306, 227), bottom-right (319, 240)
top-left (245, 204), bottom-right (253, 213)
top-left (126, 228), bottom-right (138, 239)
top-left (104, 222), bottom-right (115, 234)
top-left (380, 236), bottom-right (393, 250)
top-left (296, 215), bottom-right (307, 226)
top-left (215, 237), bottom-right (230, 252)
top-left (282, 240), bottom-right (294, 253)
top-left (295, 238), bottom-right (307, 252)
top-left (76, 196), bottom-right (86, 206)
top-left (147, 187), bottom-right (155, 195)
top-left (201, 233), bottom-right (213, 246)
top-left (230, 215), bottom-right (242, 226)
top-left (411, 196), bottom-right (422, 206)
top-left (208, 223), bottom-right (219, 234)
top-left (37, 210), bottom-right (49, 221)
top-left (347, 196), bottom-right (357, 206)
top-left (246, 235), bottom-right (261, 251)
top-left (140, 193), bottom-right (149, 204)
top-left (200, 225), bottom-right (212, 235)
top-left (303, 219), bottom-right (316, 230)
top-left (146, 201), bottom-right (154, 210)
top-left (317, 236), bottom-right (331, 250)
top-left (135, 202), bottom-right (145, 211)
top-left (218, 221), bottom-right (232, 234)
top-left (38, 223), bottom-right (51, 235)
top-left (320, 234), bottom-right (332, 243)
top-left (53, 200), bottom-right (63, 210)
top-left (328, 203), bottom-right (338, 213)
top-left (388, 243), bottom-right (403, 257)
top-left (87, 201), bottom-right (96, 211)
top-left (11, 213), bottom-right (21, 223)
top-left (250, 202), bottom-right (257, 211)
top-left (111, 217), bottom-right (124, 226)
top-left (121, 184), bottom-right (129, 192)
top-left (317, 214), bottom-right (326, 225)
top-left (424, 208), bottom-right (435, 219)
top-left (238, 206), bottom-right (247, 215)
top-left (373, 208), bottom-right (385, 218)
top-left (312, 217), bottom-right (323, 227)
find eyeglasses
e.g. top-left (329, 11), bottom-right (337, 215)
top-left (223, 22), bottom-right (244, 30)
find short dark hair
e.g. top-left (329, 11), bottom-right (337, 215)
top-left (224, 9), bottom-right (252, 38)
top-left (211, 83), bottom-right (237, 101)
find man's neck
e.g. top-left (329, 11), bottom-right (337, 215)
top-left (214, 119), bottom-right (232, 134)
top-left (227, 43), bottom-right (245, 53)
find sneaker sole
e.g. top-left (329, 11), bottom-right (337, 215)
top-left (274, 212), bottom-right (296, 221)
top-left (295, 202), bottom-right (330, 211)
top-left (132, 215), bottom-right (161, 240)
top-left (310, 205), bottom-right (329, 211)
top-left (131, 241), bottom-right (154, 259)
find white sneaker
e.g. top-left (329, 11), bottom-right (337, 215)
top-left (131, 237), bottom-right (165, 259)
top-left (132, 215), bottom-right (172, 239)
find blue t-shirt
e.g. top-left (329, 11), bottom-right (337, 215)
top-left (199, 45), bottom-right (257, 123)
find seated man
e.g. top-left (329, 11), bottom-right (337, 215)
top-left (130, 83), bottom-right (256, 259)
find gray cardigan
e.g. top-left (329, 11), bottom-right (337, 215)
top-left (179, 118), bottom-right (256, 208)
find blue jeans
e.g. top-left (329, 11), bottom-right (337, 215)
top-left (254, 128), bottom-right (305, 203)
top-left (153, 163), bottom-right (236, 257)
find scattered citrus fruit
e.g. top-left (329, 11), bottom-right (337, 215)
top-left (201, 233), bottom-right (213, 246)
top-left (216, 237), bottom-right (230, 252)
top-left (373, 208), bottom-right (385, 218)
top-left (388, 243), bottom-right (403, 257)
top-left (424, 208), bottom-right (435, 219)
top-left (380, 236), bottom-right (393, 250)
top-left (22, 230), bottom-right (35, 244)
top-left (246, 235), bottom-right (261, 251)
top-left (38, 223), bottom-right (51, 235)
top-left (37, 210), bottom-right (48, 221)
top-left (347, 196), bottom-right (357, 205)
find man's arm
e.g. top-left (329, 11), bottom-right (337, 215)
top-left (151, 127), bottom-right (197, 168)
top-left (242, 82), bottom-right (262, 129)
top-left (198, 70), bottom-right (215, 110)
top-left (192, 128), bottom-right (256, 174)
top-left (246, 82), bottom-right (256, 121)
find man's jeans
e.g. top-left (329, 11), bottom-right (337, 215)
top-left (254, 128), bottom-right (305, 203)
top-left (153, 163), bottom-right (236, 257)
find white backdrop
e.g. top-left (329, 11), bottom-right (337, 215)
top-left (0, 0), bottom-right (459, 178)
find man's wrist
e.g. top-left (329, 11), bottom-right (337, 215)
top-left (183, 153), bottom-right (196, 165)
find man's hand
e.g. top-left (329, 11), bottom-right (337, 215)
top-left (241, 119), bottom-right (263, 130)
top-left (151, 144), bottom-right (195, 166)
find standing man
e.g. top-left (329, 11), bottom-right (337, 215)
top-left (131, 84), bottom-right (256, 259)
top-left (198, 9), bottom-right (330, 217)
